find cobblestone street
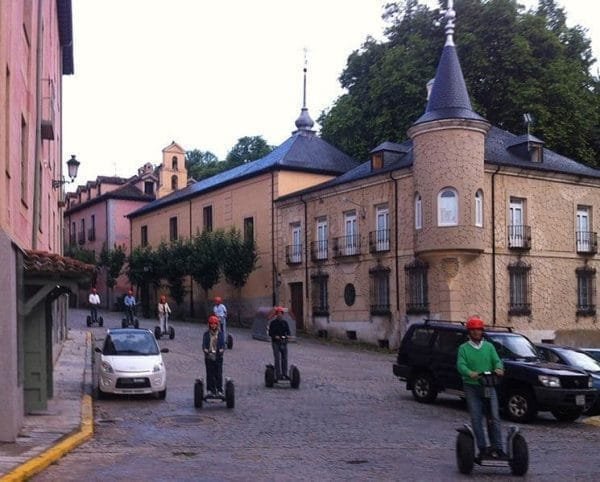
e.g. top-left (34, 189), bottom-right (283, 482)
top-left (33, 309), bottom-right (600, 481)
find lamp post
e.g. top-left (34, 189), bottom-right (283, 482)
top-left (52, 154), bottom-right (80, 189)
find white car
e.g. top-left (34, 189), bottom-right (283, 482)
top-left (95, 328), bottom-right (168, 399)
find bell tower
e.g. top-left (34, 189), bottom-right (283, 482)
top-left (157, 141), bottom-right (188, 199)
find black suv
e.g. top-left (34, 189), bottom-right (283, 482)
top-left (393, 320), bottom-right (596, 423)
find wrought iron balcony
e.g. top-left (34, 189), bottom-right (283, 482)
top-left (310, 240), bottom-right (328, 262)
top-left (406, 302), bottom-right (429, 314)
top-left (508, 225), bottom-right (531, 250)
top-left (285, 244), bottom-right (302, 265)
top-left (369, 229), bottom-right (390, 253)
top-left (576, 231), bottom-right (598, 255)
top-left (370, 303), bottom-right (391, 315)
top-left (333, 234), bottom-right (361, 258)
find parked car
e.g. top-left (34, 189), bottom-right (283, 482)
top-left (581, 348), bottom-right (600, 363)
top-left (95, 328), bottom-right (168, 399)
top-left (393, 320), bottom-right (595, 423)
top-left (536, 344), bottom-right (600, 415)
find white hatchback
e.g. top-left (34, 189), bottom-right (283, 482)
top-left (95, 328), bottom-right (168, 399)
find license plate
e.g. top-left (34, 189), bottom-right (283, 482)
top-left (576, 394), bottom-right (585, 406)
top-left (133, 378), bottom-right (145, 383)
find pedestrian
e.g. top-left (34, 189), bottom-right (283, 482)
top-left (213, 296), bottom-right (228, 344)
top-left (203, 315), bottom-right (225, 396)
top-left (157, 295), bottom-right (171, 333)
top-left (88, 287), bottom-right (101, 322)
top-left (456, 316), bottom-right (506, 460)
top-left (124, 289), bottom-right (136, 323)
top-left (268, 306), bottom-right (291, 380)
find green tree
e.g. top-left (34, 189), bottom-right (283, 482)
top-left (319, 0), bottom-right (600, 167)
top-left (189, 230), bottom-right (225, 298)
top-left (185, 149), bottom-right (221, 181)
top-left (225, 136), bottom-right (274, 167)
top-left (222, 228), bottom-right (258, 289)
top-left (155, 240), bottom-right (191, 311)
top-left (99, 245), bottom-right (126, 289)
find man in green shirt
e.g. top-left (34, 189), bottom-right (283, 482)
top-left (457, 316), bottom-right (506, 459)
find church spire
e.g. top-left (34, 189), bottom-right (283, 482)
top-left (293, 49), bottom-right (315, 135)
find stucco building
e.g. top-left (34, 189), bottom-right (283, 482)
top-left (275, 5), bottom-right (600, 347)
top-left (0, 0), bottom-right (92, 442)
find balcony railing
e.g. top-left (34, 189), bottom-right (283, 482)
top-left (508, 225), bottom-right (531, 250)
top-left (369, 229), bottom-right (390, 253)
top-left (370, 303), bottom-right (391, 315)
top-left (508, 303), bottom-right (531, 316)
top-left (333, 234), bottom-right (361, 258)
top-left (576, 231), bottom-right (598, 255)
top-left (285, 244), bottom-right (302, 265)
top-left (577, 304), bottom-right (596, 316)
top-left (88, 228), bottom-right (96, 242)
top-left (406, 302), bottom-right (429, 314)
top-left (310, 240), bottom-right (328, 261)
top-left (78, 230), bottom-right (85, 245)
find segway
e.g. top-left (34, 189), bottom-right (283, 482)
top-left (122, 305), bottom-right (139, 329)
top-left (86, 308), bottom-right (103, 327)
top-left (193, 377), bottom-right (235, 409)
top-left (265, 337), bottom-right (300, 389)
top-left (456, 372), bottom-right (529, 476)
top-left (154, 312), bottom-right (175, 340)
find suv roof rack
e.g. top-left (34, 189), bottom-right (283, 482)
top-left (423, 319), bottom-right (513, 332)
top-left (424, 319), bottom-right (464, 326)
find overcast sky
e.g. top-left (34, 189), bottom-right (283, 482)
top-left (63, 0), bottom-right (600, 187)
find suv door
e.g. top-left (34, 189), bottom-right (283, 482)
top-left (431, 329), bottom-right (467, 391)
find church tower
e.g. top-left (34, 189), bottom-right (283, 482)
top-left (157, 141), bottom-right (188, 199)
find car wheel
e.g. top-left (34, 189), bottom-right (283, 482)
top-left (550, 407), bottom-right (583, 422)
top-left (456, 431), bottom-right (475, 475)
top-left (509, 433), bottom-right (529, 476)
top-left (194, 380), bottom-right (204, 409)
top-left (505, 388), bottom-right (537, 423)
top-left (155, 388), bottom-right (166, 400)
top-left (225, 380), bottom-right (235, 409)
top-left (265, 365), bottom-right (275, 388)
top-left (290, 365), bottom-right (300, 389)
top-left (411, 372), bottom-right (438, 403)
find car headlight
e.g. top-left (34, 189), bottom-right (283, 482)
top-left (153, 363), bottom-right (163, 373)
top-left (101, 361), bottom-right (114, 374)
top-left (538, 375), bottom-right (561, 388)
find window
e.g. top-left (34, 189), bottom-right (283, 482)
top-left (405, 259), bottom-right (429, 314)
top-left (311, 273), bottom-right (329, 316)
top-left (434, 330), bottom-right (467, 355)
top-left (203, 205), bottom-right (213, 232)
top-left (315, 217), bottom-right (328, 260)
top-left (576, 267), bottom-right (596, 316)
top-left (372, 205), bottom-right (390, 252)
top-left (21, 116), bottom-right (28, 204)
top-left (89, 214), bottom-right (96, 241)
top-left (171, 175), bottom-right (178, 190)
top-left (244, 217), bottom-right (254, 242)
top-left (371, 152), bottom-right (383, 170)
top-left (144, 181), bottom-right (154, 195)
top-left (79, 218), bottom-right (85, 244)
top-left (410, 327), bottom-right (434, 347)
top-left (344, 211), bottom-right (358, 255)
top-left (576, 206), bottom-right (593, 253)
top-left (475, 190), bottom-right (483, 227)
top-left (438, 188), bottom-right (458, 226)
top-left (508, 260), bottom-right (531, 316)
top-left (141, 225), bottom-right (148, 247)
top-left (370, 266), bottom-right (390, 314)
top-left (288, 223), bottom-right (302, 263)
top-left (415, 194), bottom-right (422, 229)
top-left (169, 217), bottom-right (178, 241)
top-left (70, 222), bottom-right (76, 245)
top-left (344, 284), bottom-right (356, 306)
top-left (508, 197), bottom-right (528, 248)
top-left (172, 156), bottom-right (178, 171)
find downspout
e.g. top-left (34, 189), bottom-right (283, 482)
top-left (189, 199), bottom-right (193, 316)
top-left (271, 171), bottom-right (276, 306)
top-left (32, 0), bottom-right (43, 249)
top-left (491, 165), bottom-right (501, 326)
top-left (300, 195), bottom-right (309, 299)
top-left (105, 199), bottom-right (109, 309)
top-left (389, 171), bottom-right (400, 312)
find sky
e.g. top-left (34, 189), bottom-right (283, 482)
top-left (63, 0), bottom-right (600, 188)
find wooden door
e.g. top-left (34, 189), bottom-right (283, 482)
top-left (289, 282), bottom-right (304, 331)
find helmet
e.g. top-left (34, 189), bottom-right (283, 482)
top-left (466, 316), bottom-right (485, 330)
top-left (214, 296), bottom-right (222, 304)
top-left (208, 315), bottom-right (219, 327)
top-left (274, 306), bottom-right (285, 315)
top-left (92, 288), bottom-right (97, 293)
top-left (128, 289), bottom-right (133, 295)
top-left (160, 295), bottom-right (166, 303)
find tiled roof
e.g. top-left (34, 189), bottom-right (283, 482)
top-left (128, 132), bottom-right (358, 218)
top-left (24, 250), bottom-right (95, 277)
top-left (65, 184), bottom-right (154, 215)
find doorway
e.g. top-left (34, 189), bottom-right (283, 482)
top-left (289, 282), bottom-right (304, 331)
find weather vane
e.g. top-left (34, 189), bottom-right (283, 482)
top-left (441, 0), bottom-right (456, 47)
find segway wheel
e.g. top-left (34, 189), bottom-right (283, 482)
top-left (227, 334), bottom-right (233, 350)
top-left (86, 316), bottom-right (92, 327)
top-left (509, 433), bottom-right (529, 476)
top-left (134, 319), bottom-right (140, 329)
top-left (456, 431), bottom-right (475, 475)
top-left (225, 379), bottom-right (235, 409)
top-left (169, 326), bottom-right (175, 340)
top-left (194, 379), bottom-right (204, 409)
top-left (99, 316), bottom-right (104, 327)
top-left (265, 365), bottom-right (275, 388)
top-left (290, 365), bottom-right (300, 389)
top-left (121, 319), bottom-right (127, 329)
top-left (154, 326), bottom-right (162, 340)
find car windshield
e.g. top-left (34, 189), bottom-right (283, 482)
top-left (103, 332), bottom-right (159, 356)
top-left (486, 333), bottom-right (538, 361)
top-left (559, 349), bottom-right (600, 373)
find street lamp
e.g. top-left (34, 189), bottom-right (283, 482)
top-left (52, 155), bottom-right (80, 189)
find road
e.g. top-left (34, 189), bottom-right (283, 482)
top-left (34, 309), bottom-right (600, 481)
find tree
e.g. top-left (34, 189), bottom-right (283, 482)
top-left (319, 0), bottom-right (600, 167)
top-left (225, 136), bottom-right (274, 167)
top-left (222, 228), bottom-right (258, 289)
top-left (185, 149), bottom-right (221, 181)
top-left (155, 240), bottom-right (191, 311)
top-left (98, 244), bottom-right (126, 309)
top-left (189, 230), bottom-right (225, 298)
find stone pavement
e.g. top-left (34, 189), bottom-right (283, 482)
top-left (0, 329), bottom-right (93, 481)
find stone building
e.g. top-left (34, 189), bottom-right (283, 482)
top-left (275, 4), bottom-right (600, 347)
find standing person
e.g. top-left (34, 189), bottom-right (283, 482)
top-left (124, 289), bottom-right (136, 323)
top-left (157, 295), bottom-right (171, 333)
top-left (268, 306), bottom-right (291, 380)
top-left (213, 296), bottom-right (228, 344)
top-left (203, 315), bottom-right (225, 396)
top-left (457, 316), bottom-right (506, 460)
top-left (88, 288), bottom-right (101, 323)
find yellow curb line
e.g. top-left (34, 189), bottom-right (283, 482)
top-left (581, 415), bottom-right (600, 427)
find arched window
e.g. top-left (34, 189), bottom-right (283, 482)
top-left (475, 190), bottom-right (483, 227)
top-left (171, 175), bottom-right (178, 190)
top-left (414, 194), bottom-right (422, 230)
top-left (438, 188), bottom-right (458, 226)
top-left (172, 156), bottom-right (178, 171)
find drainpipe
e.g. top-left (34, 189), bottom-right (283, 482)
top-left (389, 171), bottom-right (400, 312)
top-left (271, 172), bottom-right (276, 306)
top-left (301, 195), bottom-right (309, 299)
top-left (189, 199), bottom-right (193, 316)
top-left (32, 0), bottom-right (44, 249)
top-left (491, 165), bottom-right (501, 326)
top-left (105, 200), bottom-right (109, 309)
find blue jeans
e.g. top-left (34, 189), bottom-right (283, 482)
top-left (464, 383), bottom-right (503, 453)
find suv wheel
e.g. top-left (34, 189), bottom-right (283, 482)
top-left (505, 388), bottom-right (536, 423)
top-left (411, 372), bottom-right (438, 403)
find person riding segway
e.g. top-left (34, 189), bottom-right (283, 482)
top-left (265, 306), bottom-right (300, 389)
top-left (87, 288), bottom-right (103, 327)
top-left (154, 295), bottom-right (174, 340)
top-left (213, 296), bottom-right (233, 349)
top-left (122, 289), bottom-right (139, 328)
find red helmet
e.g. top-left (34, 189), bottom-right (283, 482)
top-left (128, 289), bottom-right (133, 295)
top-left (208, 315), bottom-right (219, 327)
top-left (466, 316), bottom-right (485, 330)
top-left (274, 306), bottom-right (285, 315)
top-left (91, 288), bottom-right (97, 293)
top-left (160, 295), bottom-right (166, 303)
top-left (214, 296), bottom-right (222, 304)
